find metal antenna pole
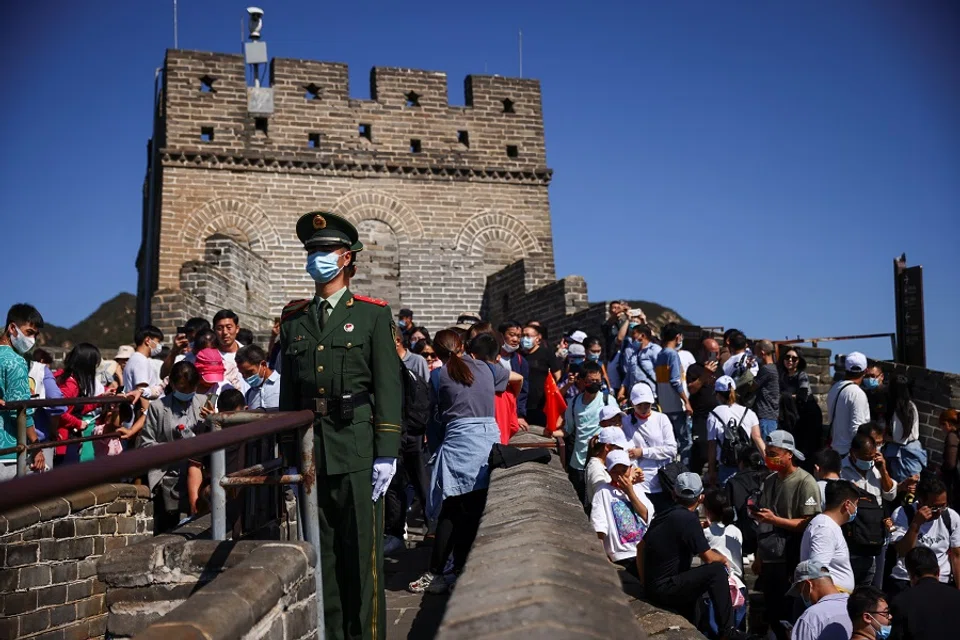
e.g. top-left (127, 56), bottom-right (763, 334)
top-left (519, 29), bottom-right (523, 78)
top-left (173, 0), bottom-right (178, 49)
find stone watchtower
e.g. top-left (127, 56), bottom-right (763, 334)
top-left (137, 48), bottom-right (556, 335)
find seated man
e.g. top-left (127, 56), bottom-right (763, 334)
top-left (590, 449), bottom-right (653, 579)
top-left (787, 561), bottom-right (852, 640)
top-left (642, 472), bottom-right (739, 638)
top-left (846, 586), bottom-right (891, 640)
top-left (891, 545), bottom-right (960, 640)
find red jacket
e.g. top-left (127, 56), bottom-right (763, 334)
top-left (54, 373), bottom-right (99, 455)
top-left (494, 388), bottom-right (521, 445)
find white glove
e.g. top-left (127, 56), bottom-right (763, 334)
top-left (371, 457), bottom-right (397, 502)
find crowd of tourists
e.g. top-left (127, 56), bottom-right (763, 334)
top-left (2, 299), bottom-right (960, 640)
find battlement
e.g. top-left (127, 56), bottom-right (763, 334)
top-left (161, 49), bottom-right (547, 171)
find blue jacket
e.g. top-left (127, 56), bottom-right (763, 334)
top-left (504, 351), bottom-right (530, 419)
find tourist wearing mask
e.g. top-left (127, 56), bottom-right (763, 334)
top-left (582, 337), bottom-right (613, 393)
top-left (883, 375), bottom-right (926, 482)
top-left (56, 343), bottom-right (106, 464)
top-left (236, 345), bottom-right (280, 411)
top-left (124, 325), bottom-right (164, 398)
top-left (846, 586), bottom-right (891, 640)
top-left (800, 480), bottom-right (859, 593)
top-left (622, 383), bottom-right (677, 513)
top-left (753, 430), bottom-right (821, 640)
top-left (520, 323), bottom-right (561, 428)
top-left (408, 326), bottom-right (430, 350)
top-left (408, 330), bottom-right (506, 595)
top-left (497, 320), bottom-right (529, 427)
top-left (559, 343), bottom-right (587, 400)
top-left (862, 364), bottom-right (886, 425)
top-left (396, 308), bottom-right (414, 341)
top-left (841, 432), bottom-right (896, 587)
top-left (0, 304), bottom-right (47, 478)
top-left (655, 323), bottom-right (694, 467)
top-left (827, 352), bottom-right (871, 456)
top-left (706, 375), bottom-right (763, 486)
top-left (213, 310), bottom-right (246, 393)
top-left (787, 561), bottom-right (852, 640)
top-left (619, 323), bottom-right (660, 405)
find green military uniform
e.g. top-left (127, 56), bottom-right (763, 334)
top-left (279, 212), bottom-right (402, 640)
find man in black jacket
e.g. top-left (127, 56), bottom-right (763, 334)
top-left (890, 546), bottom-right (960, 640)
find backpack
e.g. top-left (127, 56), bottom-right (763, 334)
top-left (400, 364), bottom-right (430, 436)
top-left (712, 407), bottom-right (751, 467)
top-left (902, 502), bottom-right (955, 538)
top-left (731, 354), bottom-right (756, 408)
top-left (657, 461), bottom-right (688, 497)
top-left (842, 484), bottom-right (886, 556)
top-left (728, 470), bottom-right (767, 555)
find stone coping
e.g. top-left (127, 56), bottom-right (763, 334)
top-left (0, 484), bottom-right (150, 535)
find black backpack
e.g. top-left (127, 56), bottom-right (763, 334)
top-left (731, 354), bottom-right (757, 408)
top-left (712, 407), bottom-right (751, 467)
top-left (400, 364), bottom-right (430, 436)
top-left (842, 484), bottom-right (886, 556)
top-left (657, 461), bottom-right (688, 498)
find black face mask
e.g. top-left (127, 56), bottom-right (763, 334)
top-left (585, 382), bottom-right (602, 394)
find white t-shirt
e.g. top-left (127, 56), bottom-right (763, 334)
top-left (123, 352), bottom-right (159, 392)
top-left (585, 457), bottom-right (610, 506)
top-left (723, 351), bottom-right (759, 378)
top-left (800, 514), bottom-right (855, 593)
top-left (890, 404), bottom-right (920, 444)
top-left (706, 404), bottom-right (759, 447)
top-left (679, 350), bottom-right (696, 396)
top-left (621, 412), bottom-right (678, 494)
top-left (220, 343), bottom-right (249, 394)
top-left (590, 483), bottom-right (655, 562)
top-left (890, 506), bottom-right (960, 582)
top-left (826, 381), bottom-right (870, 456)
top-left (704, 523), bottom-right (744, 580)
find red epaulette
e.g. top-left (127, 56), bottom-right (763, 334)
top-left (353, 295), bottom-right (389, 307)
top-left (281, 299), bottom-right (310, 321)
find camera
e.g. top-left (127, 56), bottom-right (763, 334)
top-left (247, 7), bottom-right (264, 39)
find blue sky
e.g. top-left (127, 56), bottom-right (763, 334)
top-left (2, 2), bottom-right (957, 371)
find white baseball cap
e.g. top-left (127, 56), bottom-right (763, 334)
top-left (845, 351), bottom-right (868, 373)
top-left (714, 375), bottom-right (736, 392)
top-left (567, 343), bottom-right (586, 357)
top-left (605, 449), bottom-right (631, 471)
top-left (630, 382), bottom-right (655, 406)
top-left (598, 427), bottom-right (629, 449)
top-left (568, 330), bottom-right (587, 344)
top-left (599, 405), bottom-right (625, 423)
top-left (115, 345), bottom-right (135, 360)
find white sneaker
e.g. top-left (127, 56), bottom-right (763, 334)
top-left (383, 535), bottom-right (405, 557)
top-left (408, 571), bottom-right (442, 593)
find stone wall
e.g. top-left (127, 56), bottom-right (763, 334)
top-left (98, 536), bottom-right (317, 640)
top-left (438, 431), bottom-right (703, 639)
top-left (0, 484), bottom-right (153, 640)
top-left (140, 48), bottom-right (556, 336)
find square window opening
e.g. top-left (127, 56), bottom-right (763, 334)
top-left (506, 145), bottom-right (519, 158)
top-left (255, 118), bottom-right (268, 135)
top-left (359, 123), bottom-right (372, 140)
top-left (304, 84), bottom-right (321, 101)
top-left (200, 127), bottom-right (214, 142)
top-left (405, 91), bottom-right (421, 107)
top-left (200, 76), bottom-right (216, 93)
top-left (410, 139), bottom-right (422, 154)
top-left (457, 130), bottom-right (470, 148)
top-left (308, 133), bottom-right (321, 149)
top-left (502, 98), bottom-right (515, 114)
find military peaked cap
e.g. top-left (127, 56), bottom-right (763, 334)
top-left (296, 211), bottom-right (364, 252)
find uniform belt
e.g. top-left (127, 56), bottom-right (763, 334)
top-left (302, 392), bottom-right (371, 416)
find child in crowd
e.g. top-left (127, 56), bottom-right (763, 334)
top-left (702, 489), bottom-right (748, 633)
top-left (584, 425), bottom-right (635, 508)
top-left (813, 448), bottom-right (842, 510)
top-left (590, 450), bottom-right (654, 579)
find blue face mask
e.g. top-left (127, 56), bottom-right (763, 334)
top-left (854, 457), bottom-right (875, 472)
top-left (569, 357), bottom-right (585, 365)
top-left (245, 374), bottom-right (264, 388)
top-left (521, 337), bottom-right (535, 351)
top-left (398, 319), bottom-right (408, 329)
top-left (863, 377), bottom-right (879, 390)
top-left (306, 251), bottom-right (343, 283)
top-left (173, 390), bottom-right (196, 402)
top-left (847, 503), bottom-right (858, 524)
top-left (870, 616), bottom-right (891, 640)
top-left (586, 353), bottom-right (600, 362)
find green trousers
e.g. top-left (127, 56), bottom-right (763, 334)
top-left (316, 468), bottom-right (386, 640)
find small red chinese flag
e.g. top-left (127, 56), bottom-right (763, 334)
top-left (543, 374), bottom-right (567, 433)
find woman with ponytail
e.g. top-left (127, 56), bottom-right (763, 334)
top-left (706, 375), bottom-right (763, 486)
top-left (409, 329), bottom-right (508, 595)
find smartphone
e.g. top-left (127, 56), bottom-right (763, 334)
top-left (206, 392), bottom-right (219, 412)
top-left (627, 308), bottom-right (643, 318)
top-left (176, 326), bottom-right (188, 335)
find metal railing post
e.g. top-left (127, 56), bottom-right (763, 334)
top-left (209, 420), bottom-right (227, 541)
top-left (16, 407), bottom-right (27, 477)
top-left (298, 422), bottom-right (324, 638)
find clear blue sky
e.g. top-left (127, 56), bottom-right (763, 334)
top-left (2, 1), bottom-right (957, 371)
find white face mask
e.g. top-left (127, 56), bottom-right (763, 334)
top-left (502, 342), bottom-right (519, 353)
top-left (10, 325), bottom-right (36, 355)
top-left (149, 340), bottom-right (163, 357)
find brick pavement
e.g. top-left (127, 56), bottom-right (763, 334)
top-left (384, 522), bottom-right (449, 640)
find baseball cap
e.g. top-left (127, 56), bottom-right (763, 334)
top-left (765, 430), bottom-right (805, 461)
top-left (675, 472), bottom-right (703, 499)
top-left (786, 560), bottom-right (832, 596)
top-left (599, 405), bottom-right (625, 423)
top-left (397, 308), bottom-right (413, 318)
top-left (845, 351), bottom-right (868, 373)
top-left (630, 382), bottom-right (655, 406)
top-left (714, 375), bottom-right (736, 393)
top-left (598, 427), bottom-right (629, 449)
top-left (567, 343), bottom-right (586, 358)
top-left (194, 348), bottom-right (225, 383)
top-left (115, 345), bottom-right (135, 360)
top-left (605, 449), bottom-right (631, 471)
top-left (568, 330), bottom-right (587, 344)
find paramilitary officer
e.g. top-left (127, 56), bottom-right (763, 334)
top-left (279, 211), bottom-right (402, 640)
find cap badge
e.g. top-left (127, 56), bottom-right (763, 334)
top-left (312, 215), bottom-right (327, 230)
top-left (344, 323), bottom-right (355, 333)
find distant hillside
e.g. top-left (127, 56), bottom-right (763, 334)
top-left (39, 293), bottom-right (137, 349)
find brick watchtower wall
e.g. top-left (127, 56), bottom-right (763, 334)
top-left (139, 49), bottom-right (556, 335)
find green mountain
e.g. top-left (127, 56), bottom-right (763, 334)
top-left (39, 293), bottom-right (137, 349)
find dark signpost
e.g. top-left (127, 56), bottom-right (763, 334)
top-left (893, 253), bottom-right (926, 367)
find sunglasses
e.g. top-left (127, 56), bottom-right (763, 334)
top-left (422, 352), bottom-right (437, 359)
top-left (783, 355), bottom-right (799, 362)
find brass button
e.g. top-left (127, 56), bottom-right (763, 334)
top-left (318, 387), bottom-right (325, 395)
top-left (346, 342), bottom-right (352, 348)
top-left (317, 345), bottom-right (324, 352)
top-left (316, 366), bottom-right (323, 372)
